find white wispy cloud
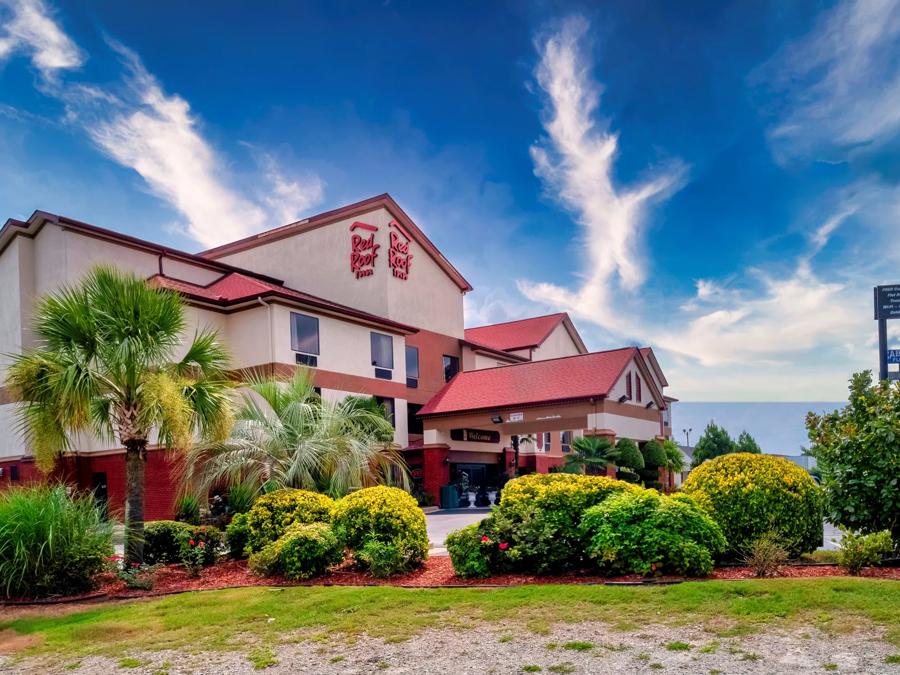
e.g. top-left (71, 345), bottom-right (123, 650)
top-left (0, 2), bottom-right (324, 248)
top-left (0, 0), bottom-right (83, 77)
top-left (519, 16), bottom-right (879, 400)
top-left (755, 0), bottom-right (900, 163)
top-left (519, 16), bottom-right (686, 335)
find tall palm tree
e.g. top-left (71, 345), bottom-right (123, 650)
top-left (179, 369), bottom-right (410, 500)
top-left (6, 267), bottom-right (234, 564)
top-left (562, 435), bottom-right (619, 475)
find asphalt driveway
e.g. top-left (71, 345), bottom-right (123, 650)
top-left (425, 508), bottom-right (490, 552)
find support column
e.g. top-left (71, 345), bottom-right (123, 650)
top-left (421, 444), bottom-right (450, 507)
top-left (585, 428), bottom-right (617, 477)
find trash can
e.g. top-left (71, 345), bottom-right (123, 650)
top-left (439, 484), bottom-right (459, 510)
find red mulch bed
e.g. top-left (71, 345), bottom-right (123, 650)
top-left (4, 558), bottom-right (898, 606)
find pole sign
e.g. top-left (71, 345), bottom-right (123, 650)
top-left (875, 285), bottom-right (900, 381)
top-left (874, 285), bottom-right (900, 319)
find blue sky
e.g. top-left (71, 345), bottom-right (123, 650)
top-left (1, 0), bottom-right (899, 401)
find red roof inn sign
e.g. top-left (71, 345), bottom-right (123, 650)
top-left (874, 285), bottom-right (900, 380)
top-left (349, 220), bottom-right (413, 281)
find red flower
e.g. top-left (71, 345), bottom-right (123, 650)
top-left (481, 535), bottom-right (490, 543)
top-left (199, 541), bottom-right (205, 548)
top-left (108, 555), bottom-right (123, 561)
top-left (499, 542), bottom-right (509, 551)
top-left (189, 539), bottom-right (196, 546)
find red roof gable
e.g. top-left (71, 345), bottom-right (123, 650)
top-left (419, 347), bottom-right (638, 417)
top-left (148, 273), bottom-right (416, 333)
top-left (464, 313), bottom-right (568, 352)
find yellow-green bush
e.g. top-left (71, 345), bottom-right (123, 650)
top-left (331, 486), bottom-right (428, 574)
top-left (682, 453), bottom-right (823, 557)
top-left (244, 489), bottom-right (334, 553)
top-left (484, 473), bottom-right (641, 573)
top-left (278, 522), bottom-right (344, 580)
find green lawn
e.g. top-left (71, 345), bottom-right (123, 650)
top-left (3, 579), bottom-right (899, 663)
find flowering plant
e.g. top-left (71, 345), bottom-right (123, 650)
top-left (117, 561), bottom-right (160, 590)
top-left (176, 525), bottom-right (222, 576)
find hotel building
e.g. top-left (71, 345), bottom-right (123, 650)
top-left (0, 194), bottom-right (673, 515)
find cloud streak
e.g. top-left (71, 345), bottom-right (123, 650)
top-left (0, 1), bottom-right (324, 248)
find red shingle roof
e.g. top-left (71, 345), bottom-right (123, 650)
top-left (418, 347), bottom-right (638, 417)
top-left (148, 273), bottom-right (416, 333)
top-left (464, 313), bottom-right (567, 352)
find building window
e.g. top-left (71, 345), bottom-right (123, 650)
top-left (371, 332), bottom-right (394, 379)
top-left (543, 432), bottom-right (552, 452)
top-left (9, 465), bottom-right (19, 481)
top-left (625, 372), bottom-right (632, 400)
top-left (290, 313), bottom-right (319, 367)
top-left (405, 345), bottom-right (419, 389)
top-left (443, 355), bottom-right (460, 382)
top-left (636, 376), bottom-right (642, 403)
top-left (375, 396), bottom-right (396, 428)
top-left (407, 402), bottom-right (424, 435)
top-left (561, 431), bottom-right (572, 454)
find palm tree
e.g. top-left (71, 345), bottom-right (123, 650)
top-left (6, 267), bottom-right (233, 564)
top-left (562, 435), bottom-right (619, 475)
top-left (179, 369), bottom-right (410, 500)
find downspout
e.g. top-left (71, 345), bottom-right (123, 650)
top-left (257, 297), bottom-right (275, 377)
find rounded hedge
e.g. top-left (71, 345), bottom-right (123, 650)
top-left (278, 522), bottom-right (344, 580)
top-left (445, 523), bottom-right (491, 579)
top-left (144, 520), bottom-right (192, 564)
top-left (244, 488), bottom-right (334, 553)
top-left (485, 473), bottom-right (640, 573)
top-left (331, 486), bottom-right (428, 574)
top-left (682, 453), bottom-right (823, 557)
top-left (580, 490), bottom-right (726, 577)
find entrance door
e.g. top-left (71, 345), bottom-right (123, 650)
top-left (92, 472), bottom-right (109, 520)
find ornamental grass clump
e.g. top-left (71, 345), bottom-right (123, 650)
top-left (484, 473), bottom-right (640, 574)
top-left (0, 484), bottom-right (113, 599)
top-left (682, 453), bottom-right (823, 558)
top-left (244, 488), bottom-right (334, 553)
top-left (331, 486), bottom-right (428, 575)
top-left (579, 491), bottom-right (726, 577)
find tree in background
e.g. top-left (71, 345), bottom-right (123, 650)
top-left (181, 369), bottom-right (409, 501)
top-left (736, 430), bottom-right (762, 454)
top-left (563, 435), bottom-right (618, 475)
top-left (5, 267), bottom-right (234, 564)
top-left (639, 439), bottom-right (667, 489)
top-left (614, 438), bottom-right (644, 483)
top-left (806, 371), bottom-right (900, 544)
top-left (691, 422), bottom-right (736, 467)
top-left (663, 439), bottom-right (686, 475)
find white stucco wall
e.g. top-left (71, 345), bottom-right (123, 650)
top-left (532, 323), bottom-right (583, 360)
top-left (586, 411), bottom-right (659, 441)
top-left (215, 207), bottom-right (465, 337)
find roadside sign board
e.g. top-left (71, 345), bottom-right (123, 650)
top-left (889, 350), bottom-right (900, 365)
top-left (875, 285), bottom-right (900, 319)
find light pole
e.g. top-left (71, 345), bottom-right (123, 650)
top-left (683, 427), bottom-right (692, 447)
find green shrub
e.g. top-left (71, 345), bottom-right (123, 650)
top-left (331, 486), bottom-right (428, 574)
top-left (356, 540), bottom-right (408, 578)
top-left (0, 484), bottom-right (113, 598)
top-left (446, 524), bottom-right (492, 579)
top-left (225, 512), bottom-right (250, 559)
top-left (836, 530), bottom-right (893, 574)
top-left (742, 532), bottom-right (788, 577)
top-left (278, 522), bottom-right (344, 580)
top-left (176, 525), bottom-right (222, 569)
top-left (615, 438), bottom-right (644, 471)
top-left (485, 473), bottom-right (640, 574)
top-left (248, 540), bottom-right (284, 577)
top-left (244, 488), bottom-right (334, 553)
top-left (174, 495), bottom-right (201, 525)
top-left (143, 520), bottom-right (192, 565)
top-left (580, 491), bottom-right (726, 577)
top-left (682, 453), bottom-right (823, 557)
top-left (642, 440), bottom-right (667, 467)
top-left (226, 483), bottom-right (256, 515)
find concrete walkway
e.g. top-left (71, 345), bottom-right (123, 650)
top-left (425, 508), bottom-right (490, 555)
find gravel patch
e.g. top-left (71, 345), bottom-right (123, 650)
top-left (3, 622), bottom-right (899, 674)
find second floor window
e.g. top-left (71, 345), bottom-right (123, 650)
top-left (443, 355), bottom-right (460, 382)
top-left (543, 431), bottom-right (552, 452)
top-left (406, 345), bottom-right (419, 388)
top-left (291, 313), bottom-right (319, 367)
top-left (371, 332), bottom-right (393, 379)
top-left (561, 431), bottom-right (572, 454)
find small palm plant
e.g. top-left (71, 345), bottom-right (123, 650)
top-left (562, 435), bottom-right (619, 475)
top-left (179, 369), bottom-right (410, 500)
top-left (6, 267), bottom-right (234, 564)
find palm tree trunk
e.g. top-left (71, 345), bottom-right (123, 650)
top-left (124, 438), bottom-right (148, 565)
